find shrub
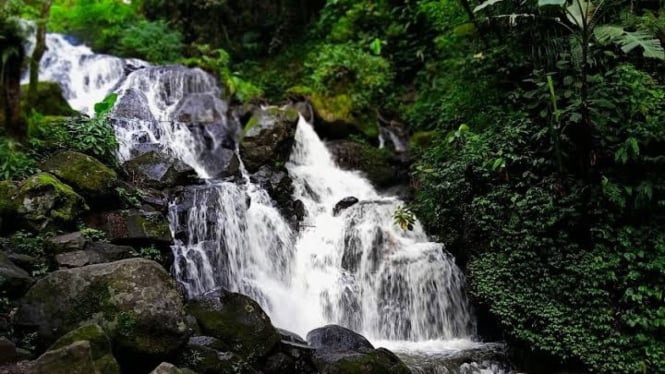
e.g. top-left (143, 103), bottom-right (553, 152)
top-left (115, 20), bottom-right (183, 63)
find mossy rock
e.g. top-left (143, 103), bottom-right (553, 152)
top-left (24, 340), bottom-right (99, 374)
top-left (20, 82), bottom-right (77, 117)
top-left (49, 324), bottom-right (120, 374)
top-left (150, 362), bottom-right (198, 374)
top-left (87, 209), bottom-right (172, 246)
top-left (186, 291), bottom-right (280, 363)
top-left (240, 107), bottom-right (299, 172)
top-left (178, 336), bottom-right (257, 374)
top-left (326, 140), bottom-right (404, 188)
top-left (16, 173), bottom-right (88, 232)
top-left (312, 349), bottom-right (411, 374)
top-left (41, 151), bottom-right (118, 205)
top-left (309, 93), bottom-right (378, 139)
top-left (14, 259), bottom-right (189, 362)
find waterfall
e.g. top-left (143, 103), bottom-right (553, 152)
top-left (31, 33), bottom-right (510, 374)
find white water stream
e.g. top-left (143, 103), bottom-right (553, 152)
top-left (29, 33), bottom-right (509, 374)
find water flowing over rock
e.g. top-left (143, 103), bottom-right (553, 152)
top-left (33, 33), bottom-right (510, 374)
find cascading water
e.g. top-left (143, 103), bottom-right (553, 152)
top-left (32, 33), bottom-right (510, 374)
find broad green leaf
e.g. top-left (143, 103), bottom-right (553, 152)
top-left (619, 31), bottom-right (665, 60)
top-left (474, 0), bottom-right (504, 13)
top-left (566, 0), bottom-right (594, 28)
top-left (594, 25), bottom-right (624, 44)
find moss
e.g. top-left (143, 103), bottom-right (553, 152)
top-left (94, 353), bottom-right (122, 374)
top-left (49, 324), bottom-right (112, 361)
top-left (17, 173), bottom-right (88, 230)
top-left (309, 93), bottom-right (378, 139)
top-left (287, 85), bottom-right (314, 97)
top-left (314, 351), bottom-right (411, 374)
top-left (409, 131), bottom-right (437, 149)
top-left (131, 214), bottom-right (171, 243)
top-left (40, 151), bottom-right (118, 202)
top-left (244, 116), bottom-right (260, 134)
top-left (186, 293), bottom-right (279, 362)
top-left (310, 93), bottom-right (355, 125)
top-left (20, 82), bottom-right (77, 117)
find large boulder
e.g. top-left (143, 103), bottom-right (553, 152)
top-left (326, 140), bottom-right (406, 188)
top-left (309, 93), bottom-right (377, 139)
top-left (186, 291), bottom-right (280, 362)
top-left (20, 82), bottom-right (77, 117)
top-left (85, 209), bottom-right (172, 246)
top-left (250, 165), bottom-right (304, 226)
top-left (0, 252), bottom-right (33, 297)
top-left (23, 341), bottom-right (99, 374)
top-left (16, 173), bottom-right (88, 231)
top-left (306, 325), bottom-right (410, 374)
top-left (240, 107), bottom-right (299, 172)
top-left (13, 259), bottom-right (189, 361)
top-left (48, 324), bottom-right (120, 374)
top-left (306, 325), bottom-right (374, 353)
top-left (177, 336), bottom-right (257, 374)
top-left (150, 362), bottom-right (197, 374)
top-left (122, 152), bottom-right (199, 189)
top-left (40, 151), bottom-right (118, 205)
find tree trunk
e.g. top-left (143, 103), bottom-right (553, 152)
top-left (4, 54), bottom-right (25, 139)
top-left (28, 0), bottom-right (52, 106)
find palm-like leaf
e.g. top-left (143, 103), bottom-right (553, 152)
top-left (473, 0), bottom-right (505, 13)
top-left (593, 25), bottom-right (665, 60)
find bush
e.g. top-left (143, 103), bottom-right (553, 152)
top-left (115, 20), bottom-right (183, 63)
top-left (0, 138), bottom-right (37, 181)
top-left (305, 43), bottom-right (392, 109)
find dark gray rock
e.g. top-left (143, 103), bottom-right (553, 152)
top-left (55, 243), bottom-right (133, 269)
top-left (85, 209), bottom-right (172, 246)
top-left (240, 107), bottom-right (299, 172)
top-left (23, 341), bottom-right (98, 374)
top-left (186, 291), bottom-right (280, 363)
top-left (333, 197), bottom-right (359, 216)
top-left (306, 325), bottom-right (373, 353)
top-left (14, 259), bottom-right (189, 358)
top-left (123, 152), bottom-right (199, 189)
top-left (49, 232), bottom-right (87, 254)
top-left (0, 336), bottom-right (18, 364)
top-left (0, 252), bottom-right (33, 297)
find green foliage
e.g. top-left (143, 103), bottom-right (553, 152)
top-left (305, 43), bottom-right (392, 109)
top-left (116, 20), bottom-right (183, 63)
top-left (78, 226), bottom-right (108, 242)
top-left (49, 0), bottom-right (140, 53)
top-left (182, 45), bottom-right (263, 102)
top-left (115, 186), bottom-right (141, 208)
top-left (0, 138), bottom-right (37, 180)
top-left (93, 94), bottom-right (117, 118)
top-left (393, 205), bottom-right (415, 231)
top-left (130, 245), bottom-right (162, 263)
top-left (10, 230), bottom-right (46, 257)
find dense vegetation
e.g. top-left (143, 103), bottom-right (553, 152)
top-left (1, 0), bottom-right (664, 373)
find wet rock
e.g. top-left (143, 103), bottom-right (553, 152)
top-left (327, 140), bottom-right (406, 188)
top-left (277, 328), bottom-right (308, 346)
top-left (250, 165), bottom-right (302, 224)
top-left (23, 341), bottom-right (98, 374)
top-left (48, 324), bottom-right (120, 374)
top-left (123, 152), bottom-right (199, 189)
top-left (40, 151), bottom-right (118, 206)
top-left (285, 101), bottom-right (314, 123)
top-left (186, 290), bottom-right (280, 363)
top-left (16, 173), bottom-right (88, 232)
top-left (86, 209), bottom-right (171, 246)
top-left (333, 197), bottom-right (359, 217)
top-left (306, 325), bottom-right (373, 353)
top-left (14, 259), bottom-right (189, 361)
top-left (306, 325), bottom-right (410, 374)
top-left (0, 252), bottom-right (33, 297)
top-left (112, 88), bottom-right (155, 123)
top-left (174, 93), bottom-right (227, 124)
top-left (240, 107), bottom-right (299, 172)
